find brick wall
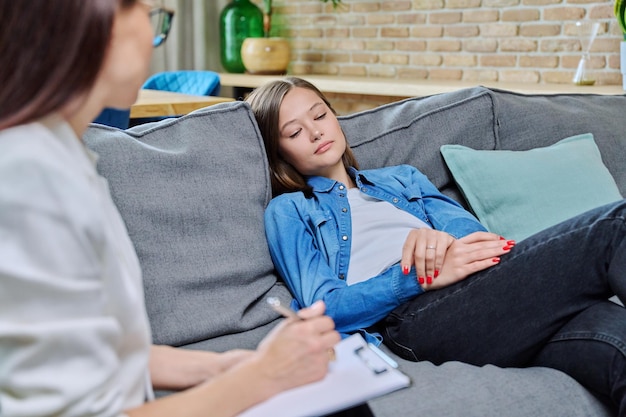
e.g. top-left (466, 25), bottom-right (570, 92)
top-left (254, 0), bottom-right (623, 113)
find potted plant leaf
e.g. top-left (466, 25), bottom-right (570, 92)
top-left (615, 0), bottom-right (626, 88)
top-left (262, 0), bottom-right (343, 37)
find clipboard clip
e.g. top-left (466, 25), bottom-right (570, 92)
top-left (354, 346), bottom-right (389, 375)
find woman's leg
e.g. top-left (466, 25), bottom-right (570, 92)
top-left (325, 403), bottom-right (375, 417)
top-left (532, 301), bottom-right (626, 415)
top-left (383, 199), bottom-right (626, 367)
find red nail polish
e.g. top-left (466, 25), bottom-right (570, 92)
top-left (492, 257), bottom-right (500, 263)
top-left (402, 265), bottom-right (409, 275)
top-left (507, 240), bottom-right (516, 246)
top-left (434, 270), bottom-right (439, 278)
top-left (503, 245), bottom-right (512, 251)
top-left (418, 277), bottom-right (425, 285)
top-left (499, 236), bottom-right (505, 240)
top-left (426, 276), bottom-right (433, 284)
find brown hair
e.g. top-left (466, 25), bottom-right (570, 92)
top-left (246, 77), bottom-right (359, 197)
top-left (0, 0), bottom-right (138, 129)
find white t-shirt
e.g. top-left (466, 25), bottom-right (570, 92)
top-left (346, 188), bottom-right (431, 285)
top-left (0, 116), bottom-right (152, 416)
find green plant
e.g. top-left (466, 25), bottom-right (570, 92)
top-left (262, 0), bottom-right (342, 37)
top-left (615, 0), bottom-right (626, 39)
top-left (320, 0), bottom-right (343, 6)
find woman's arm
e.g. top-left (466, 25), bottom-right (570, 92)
top-left (128, 302), bottom-right (340, 417)
top-left (149, 345), bottom-right (254, 391)
top-left (264, 198), bottom-right (424, 335)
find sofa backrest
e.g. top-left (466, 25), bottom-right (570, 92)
top-left (343, 86), bottom-right (626, 202)
top-left (84, 102), bottom-right (292, 350)
top-left (488, 88), bottom-right (626, 197)
top-left (341, 87), bottom-right (496, 208)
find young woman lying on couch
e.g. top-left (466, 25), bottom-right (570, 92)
top-left (246, 76), bottom-right (626, 415)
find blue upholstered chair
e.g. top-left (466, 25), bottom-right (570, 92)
top-left (92, 108), bottom-right (131, 129)
top-left (142, 70), bottom-right (221, 96)
top-left (127, 70), bottom-right (222, 126)
top-left (93, 71), bottom-right (221, 128)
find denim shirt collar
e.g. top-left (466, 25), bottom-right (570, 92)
top-left (306, 167), bottom-right (374, 192)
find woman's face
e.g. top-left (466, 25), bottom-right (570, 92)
top-left (96, 2), bottom-right (154, 109)
top-left (277, 87), bottom-right (347, 178)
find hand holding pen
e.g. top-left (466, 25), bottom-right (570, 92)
top-left (267, 297), bottom-right (301, 320)
top-left (257, 297), bottom-right (339, 387)
top-left (254, 298), bottom-right (339, 394)
top-left (268, 297), bottom-right (337, 361)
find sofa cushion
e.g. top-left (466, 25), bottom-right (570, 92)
top-left (489, 88), bottom-right (626, 198)
top-left (370, 345), bottom-right (612, 417)
top-left (84, 102), bottom-right (291, 348)
top-left (440, 133), bottom-right (623, 241)
top-left (340, 86), bottom-right (497, 209)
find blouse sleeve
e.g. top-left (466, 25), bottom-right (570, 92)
top-left (0, 158), bottom-right (128, 416)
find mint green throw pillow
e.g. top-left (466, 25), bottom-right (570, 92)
top-left (440, 133), bottom-right (623, 242)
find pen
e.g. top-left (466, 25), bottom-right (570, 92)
top-left (267, 297), bottom-right (336, 361)
top-left (266, 297), bottom-right (302, 320)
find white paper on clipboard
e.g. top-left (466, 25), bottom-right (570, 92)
top-left (238, 334), bottom-right (411, 417)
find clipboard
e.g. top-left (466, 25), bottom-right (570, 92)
top-left (238, 334), bottom-right (411, 417)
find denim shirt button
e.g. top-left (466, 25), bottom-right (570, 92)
top-left (342, 235), bottom-right (348, 241)
top-left (338, 185), bottom-right (345, 190)
top-left (361, 187), bottom-right (367, 193)
top-left (392, 197), bottom-right (399, 203)
top-left (342, 207), bottom-right (348, 213)
top-left (339, 274), bottom-right (345, 280)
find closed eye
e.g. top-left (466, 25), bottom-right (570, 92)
top-left (314, 112), bottom-right (327, 120)
top-left (288, 128), bottom-right (302, 139)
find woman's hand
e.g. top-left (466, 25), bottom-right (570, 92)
top-left (253, 301), bottom-right (340, 395)
top-left (425, 231), bottom-right (514, 290)
top-left (401, 229), bottom-right (455, 285)
top-left (402, 230), bottom-right (514, 290)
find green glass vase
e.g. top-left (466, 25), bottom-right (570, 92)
top-left (219, 0), bottom-right (264, 73)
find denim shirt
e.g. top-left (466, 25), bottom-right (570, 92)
top-left (264, 165), bottom-right (487, 344)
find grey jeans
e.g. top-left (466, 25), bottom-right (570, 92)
top-left (383, 199), bottom-right (626, 415)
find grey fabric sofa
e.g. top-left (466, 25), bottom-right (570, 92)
top-left (84, 86), bottom-right (625, 417)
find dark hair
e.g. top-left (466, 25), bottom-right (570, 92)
top-left (0, 0), bottom-right (138, 129)
top-left (246, 77), bottom-right (359, 197)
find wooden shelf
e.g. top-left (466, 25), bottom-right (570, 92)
top-left (131, 90), bottom-right (234, 118)
top-left (219, 73), bottom-right (625, 97)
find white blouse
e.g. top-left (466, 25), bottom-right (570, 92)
top-left (0, 116), bottom-right (152, 416)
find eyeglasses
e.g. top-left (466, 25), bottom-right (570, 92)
top-left (150, 7), bottom-right (174, 48)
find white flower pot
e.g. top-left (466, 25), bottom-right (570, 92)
top-left (621, 41), bottom-right (626, 90)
